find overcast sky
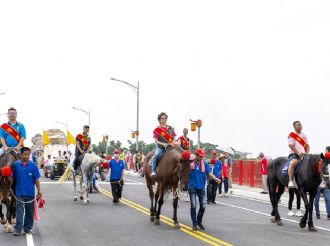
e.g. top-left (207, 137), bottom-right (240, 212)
top-left (1, 1), bottom-right (329, 157)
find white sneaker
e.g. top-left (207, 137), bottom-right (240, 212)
top-left (288, 181), bottom-right (294, 188)
top-left (288, 210), bottom-right (294, 216)
top-left (295, 210), bottom-right (303, 217)
top-left (224, 193), bottom-right (229, 198)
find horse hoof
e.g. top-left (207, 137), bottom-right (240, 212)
top-left (5, 225), bottom-right (13, 233)
top-left (74, 197), bottom-right (77, 201)
top-left (277, 220), bottom-right (283, 226)
top-left (174, 223), bottom-right (181, 229)
top-left (308, 226), bottom-right (317, 232)
top-left (155, 219), bottom-right (160, 225)
top-left (270, 217), bottom-right (276, 223)
top-left (299, 222), bottom-right (306, 228)
top-left (0, 219), bottom-right (7, 225)
top-left (150, 216), bottom-right (155, 222)
top-left (80, 196), bottom-right (83, 200)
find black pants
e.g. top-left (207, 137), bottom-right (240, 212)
top-left (111, 179), bottom-right (123, 202)
top-left (207, 180), bottom-right (218, 202)
top-left (73, 153), bottom-right (83, 170)
top-left (288, 188), bottom-right (301, 210)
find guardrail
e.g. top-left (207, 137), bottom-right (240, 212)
top-left (231, 160), bottom-right (263, 188)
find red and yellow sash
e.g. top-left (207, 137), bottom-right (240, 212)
top-left (288, 132), bottom-right (307, 152)
top-left (154, 127), bottom-right (173, 144)
top-left (0, 123), bottom-right (20, 142)
top-left (179, 136), bottom-right (190, 150)
top-left (77, 134), bottom-right (89, 149)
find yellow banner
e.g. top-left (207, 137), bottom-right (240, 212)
top-left (67, 131), bottom-right (76, 145)
top-left (43, 130), bottom-right (49, 145)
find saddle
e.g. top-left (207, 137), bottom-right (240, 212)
top-left (281, 155), bottom-right (306, 176)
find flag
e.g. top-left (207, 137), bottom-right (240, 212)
top-left (67, 131), bottom-right (76, 145)
top-left (43, 130), bottom-right (49, 145)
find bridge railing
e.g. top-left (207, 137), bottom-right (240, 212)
top-left (231, 160), bottom-right (262, 188)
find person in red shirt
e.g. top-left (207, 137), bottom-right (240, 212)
top-left (258, 152), bottom-right (268, 194)
top-left (177, 128), bottom-right (190, 151)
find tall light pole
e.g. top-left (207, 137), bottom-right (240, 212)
top-left (73, 107), bottom-right (91, 129)
top-left (190, 119), bottom-right (202, 149)
top-left (110, 78), bottom-right (140, 152)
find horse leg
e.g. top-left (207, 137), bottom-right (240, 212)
top-left (308, 191), bottom-right (317, 232)
top-left (172, 185), bottom-right (180, 229)
top-left (275, 185), bottom-right (285, 225)
top-left (82, 172), bottom-right (89, 205)
top-left (146, 176), bottom-right (155, 222)
top-left (153, 185), bottom-right (160, 222)
top-left (3, 200), bottom-right (12, 233)
top-left (0, 204), bottom-right (7, 224)
top-left (298, 187), bottom-right (308, 228)
top-left (155, 184), bottom-right (164, 225)
top-left (73, 172), bottom-right (78, 201)
top-left (267, 177), bottom-right (278, 223)
top-left (80, 175), bottom-right (83, 200)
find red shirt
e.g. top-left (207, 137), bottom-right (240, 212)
top-left (260, 157), bottom-right (268, 175)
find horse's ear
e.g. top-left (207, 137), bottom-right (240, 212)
top-left (321, 153), bottom-right (325, 159)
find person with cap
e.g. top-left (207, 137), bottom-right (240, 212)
top-left (258, 152), bottom-right (268, 194)
top-left (188, 149), bottom-right (221, 231)
top-left (0, 107), bottom-right (26, 156)
top-left (150, 112), bottom-right (176, 178)
top-left (12, 147), bottom-right (41, 236)
top-left (177, 128), bottom-right (191, 151)
top-left (207, 150), bottom-right (222, 204)
top-left (109, 149), bottom-right (125, 203)
top-left (73, 125), bottom-right (91, 172)
top-left (219, 154), bottom-right (229, 197)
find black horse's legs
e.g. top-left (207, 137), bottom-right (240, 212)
top-left (275, 185), bottom-right (285, 225)
top-left (0, 204), bottom-right (5, 224)
top-left (308, 191), bottom-right (317, 231)
top-left (299, 188), bottom-right (308, 228)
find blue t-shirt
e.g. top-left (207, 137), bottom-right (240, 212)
top-left (13, 160), bottom-right (40, 197)
top-left (212, 160), bottom-right (222, 179)
top-left (188, 160), bottom-right (211, 190)
top-left (109, 159), bottom-right (125, 181)
top-left (0, 121), bottom-right (26, 147)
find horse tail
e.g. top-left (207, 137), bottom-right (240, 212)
top-left (58, 165), bottom-right (72, 183)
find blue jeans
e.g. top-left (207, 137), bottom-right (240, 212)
top-left (219, 177), bottom-right (229, 194)
top-left (150, 147), bottom-right (164, 172)
top-left (314, 187), bottom-right (330, 215)
top-left (14, 196), bottom-right (35, 233)
top-left (189, 188), bottom-right (206, 225)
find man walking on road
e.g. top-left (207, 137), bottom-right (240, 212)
top-left (188, 149), bottom-right (221, 231)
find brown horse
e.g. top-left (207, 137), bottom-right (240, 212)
top-left (145, 147), bottom-right (191, 229)
top-left (0, 148), bottom-right (19, 232)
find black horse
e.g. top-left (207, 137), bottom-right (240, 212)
top-left (267, 153), bottom-right (329, 231)
top-left (0, 149), bottom-right (19, 232)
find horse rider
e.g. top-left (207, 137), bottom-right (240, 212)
top-left (177, 128), bottom-right (191, 152)
top-left (287, 121), bottom-right (309, 188)
top-left (73, 125), bottom-right (91, 172)
top-left (188, 149), bottom-right (221, 231)
top-left (0, 107), bottom-right (26, 156)
top-left (150, 112), bottom-right (176, 178)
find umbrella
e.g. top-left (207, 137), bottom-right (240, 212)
top-left (218, 146), bottom-right (234, 156)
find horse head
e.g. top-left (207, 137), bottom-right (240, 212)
top-left (0, 148), bottom-right (19, 169)
top-left (320, 152), bottom-right (330, 188)
top-left (179, 150), bottom-right (194, 191)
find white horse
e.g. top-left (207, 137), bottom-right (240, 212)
top-left (59, 153), bottom-right (103, 205)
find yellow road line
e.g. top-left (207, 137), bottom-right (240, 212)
top-left (99, 188), bottom-right (232, 246)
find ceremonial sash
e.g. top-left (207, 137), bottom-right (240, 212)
top-left (154, 127), bottom-right (173, 144)
top-left (179, 136), bottom-right (190, 150)
top-left (0, 123), bottom-right (20, 142)
top-left (77, 134), bottom-right (89, 149)
top-left (288, 132), bottom-right (307, 152)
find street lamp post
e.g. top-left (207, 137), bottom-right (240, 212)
top-left (73, 107), bottom-right (91, 129)
top-left (190, 119), bottom-right (202, 149)
top-left (111, 78), bottom-right (140, 152)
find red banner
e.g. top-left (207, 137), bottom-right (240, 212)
top-left (0, 123), bottom-right (20, 142)
top-left (288, 132), bottom-right (308, 152)
top-left (154, 127), bottom-right (173, 144)
top-left (77, 134), bottom-right (89, 149)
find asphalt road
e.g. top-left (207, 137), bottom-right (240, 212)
top-left (0, 174), bottom-right (329, 246)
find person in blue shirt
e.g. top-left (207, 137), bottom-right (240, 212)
top-left (188, 149), bottom-right (220, 231)
top-left (109, 149), bottom-right (125, 203)
top-left (207, 150), bottom-right (222, 204)
top-left (0, 107), bottom-right (26, 156)
top-left (12, 147), bottom-right (41, 236)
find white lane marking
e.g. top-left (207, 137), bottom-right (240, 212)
top-left (26, 233), bottom-right (34, 246)
top-left (216, 200), bottom-right (330, 232)
top-left (124, 178), bottom-right (145, 185)
top-left (230, 194), bottom-right (328, 216)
